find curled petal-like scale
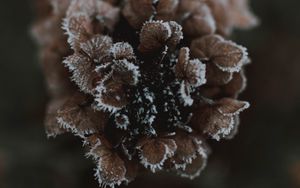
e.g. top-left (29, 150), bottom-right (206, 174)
top-left (176, 47), bottom-right (206, 87)
top-left (191, 98), bottom-right (249, 140)
top-left (95, 151), bottom-right (127, 187)
top-left (67, 0), bottom-right (120, 31)
top-left (205, 62), bottom-right (233, 86)
top-left (62, 14), bottom-right (92, 48)
top-left (176, 153), bottom-right (208, 180)
top-left (216, 98), bottom-right (250, 116)
top-left (56, 93), bottom-right (109, 137)
top-left (221, 70), bottom-right (247, 98)
top-left (80, 35), bottom-right (113, 64)
top-left (185, 59), bottom-right (206, 87)
top-left (182, 3), bottom-right (216, 37)
top-left (225, 115), bottom-right (240, 140)
top-left (207, 0), bottom-right (258, 35)
top-left (166, 21), bottom-right (183, 50)
top-left (95, 60), bottom-right (139, 112)
top-left (213, 43), bottom-right (247, 72)
top-left (228, 0), bottom-right (259, 29)
top-left (85, 134), bottom-right (111, 158)
top-left (138, 21), bottom-right (172, 54)
top-left (95, 76), bottom-right (129, 112)
top-left (196, 70), bottom-right (246, 99)
top-left (110, 42), bottom-right (136, 61)
top-left (63, 54), bottom-right (99, 94)
top-left (171, 132), bottom-right (206, 169)
top-left (93, 1), bottom-right (120, 31)
top-left (137, 138), bottom-right (177, 172)
top-left (86, 136), bottom-right (127, 187)
top-left (192, 107), bottom-right (234, 141)
top-left (111, 59), bottom-right (140, 85)
top-left (206, 0), bottom-right (231, 35)
top-left (123, 0), bottom-right (179, 28)
top-left (176, 47), bottom-right (206, 106)
top-left (63, 0), bottom-right (120, 49)
top-left (191, 34), bottom-right (248, 72)
top-left (66, 0), bottom-right (96, 16)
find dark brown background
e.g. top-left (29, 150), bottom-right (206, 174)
top-left (1, 0), bottom-right (300, 187)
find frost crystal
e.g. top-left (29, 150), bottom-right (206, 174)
top-left (32, 0), bottom-right (257, 187)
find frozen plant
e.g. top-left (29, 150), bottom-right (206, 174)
top-left (32, 0), bottom-right (257, 187)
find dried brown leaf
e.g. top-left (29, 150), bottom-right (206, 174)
top-left (191, 34), bottom-right (248, 72)
top-left (176, 153), bottom-right (207, 180)
top-left (137, 138), bottom-right (177, 172)
top-left (87, 135), bottom-right (127, 187)
top-left (80, 35), bottom-right (113, 63)
top-left (170, 132), bottom-right (205, 168)
top-left (221, 70), bottom-right (247, 98)
top-left (57, 93), bottom-right (109, 137)
top-left (181, 3), bottom-right (216, 37)
top-left (205, 62), bottom-right (233, 86)
top-left (63, 54), bottom-right (98, 94)
top-left (138, 21), bottom-right (171, 53)
top-left (191, 98), bottom-right (249, 140)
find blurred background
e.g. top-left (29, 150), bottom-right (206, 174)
top-left (0, 0), bottom-right (300, 187)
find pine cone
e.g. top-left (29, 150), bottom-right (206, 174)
top-left (32, 0), bottom-right (257, 187)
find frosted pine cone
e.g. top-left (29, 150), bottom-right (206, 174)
top-left (32, 0), bottom-right (257, 187)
